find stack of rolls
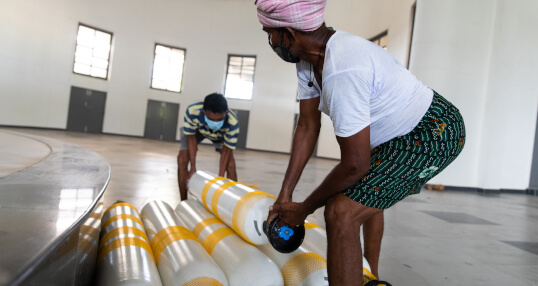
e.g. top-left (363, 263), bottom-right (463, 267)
top-left (185, 170), bottom-right (377, 285)
top-left (95, 202), bottom-right (162, 286)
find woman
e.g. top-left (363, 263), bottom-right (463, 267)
top-left (255, 0), bottom-right (466, 285)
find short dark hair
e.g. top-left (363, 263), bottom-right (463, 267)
top-left (203, 93), bottom-right (228, 113)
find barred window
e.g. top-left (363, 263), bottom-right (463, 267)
top-left (73, 24), bottom-right (112, 79)
top-left (224, 55), bottom-right (256, 100)
top-left (151, 44), bottom-right (186, 93)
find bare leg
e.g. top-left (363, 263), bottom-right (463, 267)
top-left (363, 210), bottom-right (384, 278)
top-left (226, 152), bottom-right (237, 181)
top-left (177, 150), bottom-right (189, 201)
top-left (325, 194), bottom-right (382, 286)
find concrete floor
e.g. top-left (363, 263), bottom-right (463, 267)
top-left (2, 127), bottom-right (538, 286)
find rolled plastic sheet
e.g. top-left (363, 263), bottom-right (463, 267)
top-left (187, 170), bottom-right (276, 245)
top-left (77, 201), bottom-right (104, 283)
top-left (256, 244), bottom-right (328, 286)
top-left (175, 200), bottom-right (284, 286)
top-left (301, 222), bottom-right (327, 259)
top-left (300, 222), bottom-right (377, 283)
top-left (96, 202), bottom-right (163, 286)
top-left (140, 200), bottom-right (228, 286)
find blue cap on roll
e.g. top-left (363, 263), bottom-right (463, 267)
top-left (263, 217), bottom-right (305, 253)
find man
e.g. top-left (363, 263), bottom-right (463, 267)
top-left (177, 93), bottom-right (240, 200)
top-left (254, 0), bottom-right (465, 285)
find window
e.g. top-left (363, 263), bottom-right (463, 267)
top-left (73, 24), bottom-right (112, 79)
top-left (151, 44), bottom-right (186, 93)
top-left (370, 30), bottom-right (388, 50)
top-left (224, 55), bottom-right (256, 100)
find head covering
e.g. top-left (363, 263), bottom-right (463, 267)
top-left (255, 0), bottom-right (326, 32)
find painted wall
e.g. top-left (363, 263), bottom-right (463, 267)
top-left (476, 0), bottom-right (538, 190)
top-left (409, 0), bottom-right (497, 188)
top-left (0, 0), bottom-right (298, 153)
top-left (411, 0), bottom-right (538, 189)
top-left (1, 0), bottom-right (536, 190)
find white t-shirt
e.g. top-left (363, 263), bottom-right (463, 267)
top-left (297, 30), bottom-right (433, 148)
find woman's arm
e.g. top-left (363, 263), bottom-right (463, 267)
top-left (272, 126), bottom-right (372, 226)
top-left (268, 96), bottom-right (322, 222)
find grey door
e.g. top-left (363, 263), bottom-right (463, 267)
top-left (144, 100), bottom-right (179, 141)
top-left (530, 111), bottom-right (538, 190)
top-left (66, 86), bottom-right (106, 133)
top-left (231, 109), bottom-right (249, 149)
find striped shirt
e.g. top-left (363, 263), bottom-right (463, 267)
top-left (183, 101), bottom-right (240, 150)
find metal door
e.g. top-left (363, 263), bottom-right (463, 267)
top-left (144, 100), bottom-right (179, 141)
top-left (230, 109), bottom-right (249, 149)
top-left (66, 86), bottom-right (106, 133)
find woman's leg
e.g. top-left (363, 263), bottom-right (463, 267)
top-left (363, 210), bottom-right (384, 278)
top-left (325, 194), bottom-right (383, 285)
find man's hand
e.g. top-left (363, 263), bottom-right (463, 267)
top-left (269, 201), bottom-right (310, 227)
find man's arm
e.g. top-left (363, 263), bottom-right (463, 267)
top-left (187, 134), bottom-right (198, 178)
top-left (272, 126), bottom-right (372, 226)
top-left (218, 146), bottom-right (233, 177)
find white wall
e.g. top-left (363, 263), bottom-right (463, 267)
top-left (0, 0), bottom-right (299, 152)
top-left (409, 0), bottom-right (498, 188)
top-left (477, 0), bottom-right (538, 190)
top-left (1, 0), bottom-right (536, 190)
top-left (411, 0), bottom-right (538, 189)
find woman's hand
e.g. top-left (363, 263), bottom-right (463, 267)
top-left (269, 201), bottom-right (309, 227)
top-left (267, 196), bottom-right (288, 227)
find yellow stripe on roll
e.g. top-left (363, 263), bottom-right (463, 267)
top-left (362, 267), bottom-right (378, 285)
top-left (304, 222), bottom-right (322, 231)
top-left (232, 191), bottom-right (275, 244)
top-left (183, 277), bottom-right (224, 286)
top-left (89, 212), bottom-right (103, 220)
top-left (201, 227), bottom-right (236, 255)
top-left (103, 202), bottom-right (140, 217)
top-left (97, 237), bottom-right (154, 264)
top-left (79, 235), bottom-right (97, 255)
top-left (151, 226), bottom-right (199, 261)
top-left (202, 177), bottom-right (227, 210)
top-left (99, 226), bottom-right (149, 249)
top-left (192, 218), bottom-right (223, 238)
top-left (101, 214), bottom-right (144, 230)
top-left (281, 252), bottom-right (327, 286)
top-left (211, 182), bottom-right (239, 219)
top-left (81, 225), bottom-right (100, 240)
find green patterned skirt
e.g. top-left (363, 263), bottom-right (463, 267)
top-left (343, 91), bottom-right (466, 209)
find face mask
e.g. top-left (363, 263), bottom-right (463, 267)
top-left (269, 30), bottom-right (301, 63)
top-left (272, 45), bottom-right (301, 63)
top-left (205, 115), bottom-right (224, 131)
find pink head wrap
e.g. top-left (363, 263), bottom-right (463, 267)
top-left (255, 0), bottom-right (326, 32)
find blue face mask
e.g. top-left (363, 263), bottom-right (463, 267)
top-left (205, 115), bottom-right (224, 131)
